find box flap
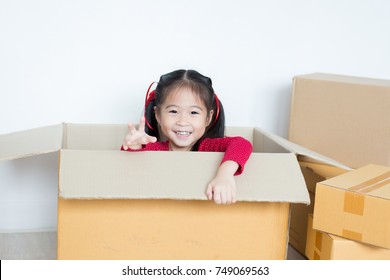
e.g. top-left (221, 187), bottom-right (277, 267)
top-left (59, 150), bottom-right (310, 204)
top-left (319, 164), bottom-right (390, 200)
top-left (0, 124), bottom-right (64, 160)
top-left (255, 128), bottom-right (352, 171)
top-left (64, 123), bottom-right (128, 150)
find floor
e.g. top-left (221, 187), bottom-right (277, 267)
top-left (0, 231), bottom-right (57, 260)
top-left (0, 231), bottom-right (307, 260)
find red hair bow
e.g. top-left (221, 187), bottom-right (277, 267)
top-left (211, 93), bottom-right (220, 127)
top-left (144, 82), bottom-right (157, 130)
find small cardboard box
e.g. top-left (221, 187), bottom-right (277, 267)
top-left (1, 124), bottom-right (326, 259)
top-left (313, 164), bottom-right (390, 249)
top-left (306, 214), bottom-right (390, 260)
top-left (289, 161), bottom-right (349, 256)
top-left (289, 73), bottom-right (390, 169)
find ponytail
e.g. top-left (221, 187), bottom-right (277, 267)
top-left (191, 94), bottom-right (225, 150)
top-left (144, 82), bottom-right (161, 139)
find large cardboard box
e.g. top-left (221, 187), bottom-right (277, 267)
top-left (313, 164), bottom-right (390, 249)
top-left (289, 161), bottom-right (349, 256)
top-left (1, 123), bottom-right (334, 259)
top-left (246, 129), bottom-right (351, 257)
top-left (289, 73), bottom-right (390, 169)
top-left (306, 214), bottom-right (390, 260)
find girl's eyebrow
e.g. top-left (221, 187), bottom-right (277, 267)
top-left (165, 104), bottom-right (204, 111)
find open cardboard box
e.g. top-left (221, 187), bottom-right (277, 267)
top-left (0, 124), bottom-right (349, 260)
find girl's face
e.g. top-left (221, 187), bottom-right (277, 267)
top-left (155, 87), bottom-right (213, 151)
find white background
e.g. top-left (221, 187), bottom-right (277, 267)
top-left (1, 0), bottom-right (390, 231)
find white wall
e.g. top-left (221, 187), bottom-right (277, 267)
top-left (1, 0), bottom-right (389, 231)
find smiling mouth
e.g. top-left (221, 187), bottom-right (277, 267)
top-left (175, 131), bottom-right (192, 136)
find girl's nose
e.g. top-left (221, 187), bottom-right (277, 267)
top-left (176, 113), bottom-right (189, 126)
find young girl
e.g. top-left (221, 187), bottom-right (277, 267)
top-left (122, 69), bottom-right (252, 204)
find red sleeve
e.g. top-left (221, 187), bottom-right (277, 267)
top-left (121, 141), bottom-right (169, 151)
top-left (198, 137), bottom-right (253, 175)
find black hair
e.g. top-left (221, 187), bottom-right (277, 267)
top-left (144, 69), bottom-right (225, 151)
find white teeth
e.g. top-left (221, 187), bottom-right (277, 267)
top-left (176, 131), bottom-right (191, 135)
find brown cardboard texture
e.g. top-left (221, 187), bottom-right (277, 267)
top-left (313, 164), bottom-right (390, 249)
top-left (306, 214), bottom-right (390, 260)
top-left (289, 73), bottom-right (390, 169)
top-left (289, 161), bottom-right (349, 256)
top-left (1, 124), bottom-right (315, 259)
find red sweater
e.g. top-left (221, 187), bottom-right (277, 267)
top-left (121, 137), bottom-right (253, 175)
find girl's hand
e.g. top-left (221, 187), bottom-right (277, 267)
top-left (122, 116), bottom-right (157, 150)
top-left (206, 161), bottom-right (239, 204)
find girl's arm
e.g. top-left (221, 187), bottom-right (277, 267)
top-left (199, 136), bottom-right (253, 175)
top-left (201, 137), bottom-right (253, 204)
top-left (206, 160), bottom-right (239, 204)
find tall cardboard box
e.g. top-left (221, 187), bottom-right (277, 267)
top-left (289, 161), bottom-right (349, 256)
top-left (306, 214), bottom-right (390, 260)
top-left (313, 164), bottom-right (390, 249)
top-left (242, 127), bottom-right (352, 257)
top-left (289, 73), bottom-right (390, 169)
top-left (1, 124), bottom-right (314, 259)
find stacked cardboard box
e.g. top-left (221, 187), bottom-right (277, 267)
top-left (289, 73), bottom-right (390, 259)
top-left (306, 214), bottom-right (390, 260)
top-left (306, 164), bottom-right (390, 259)
top-left (313, 164), bottom-right (390, 248)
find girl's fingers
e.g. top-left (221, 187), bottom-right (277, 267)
top-left (128, 122), bottom-right (137, 134)
top-left (214, 192), bottom-right (222, 204)
top-left (206, 185), bottom-right (235, 204)
top-left (231, 189), bottom-right (237, 203)
top-left (206, 185), bottom-right (213, 200)
top-left (138, 116), bottom-right (146, 132)
top-left (220, 190), bottom-right (227, 204)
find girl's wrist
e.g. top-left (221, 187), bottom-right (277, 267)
top-left (218, 160), bottom-right (239, 176)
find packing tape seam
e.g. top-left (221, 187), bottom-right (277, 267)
top-left (342, 229), bottom-right (362, 241)
top-left (348, 172), bottom-right (390, 192)
top-left (359, 178), bottom-right (390, 194)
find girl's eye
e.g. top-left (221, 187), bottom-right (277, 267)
top-left (169, 110), bottom-right (178, 114)
top-left (191, 111), bottom-right (200, 115)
